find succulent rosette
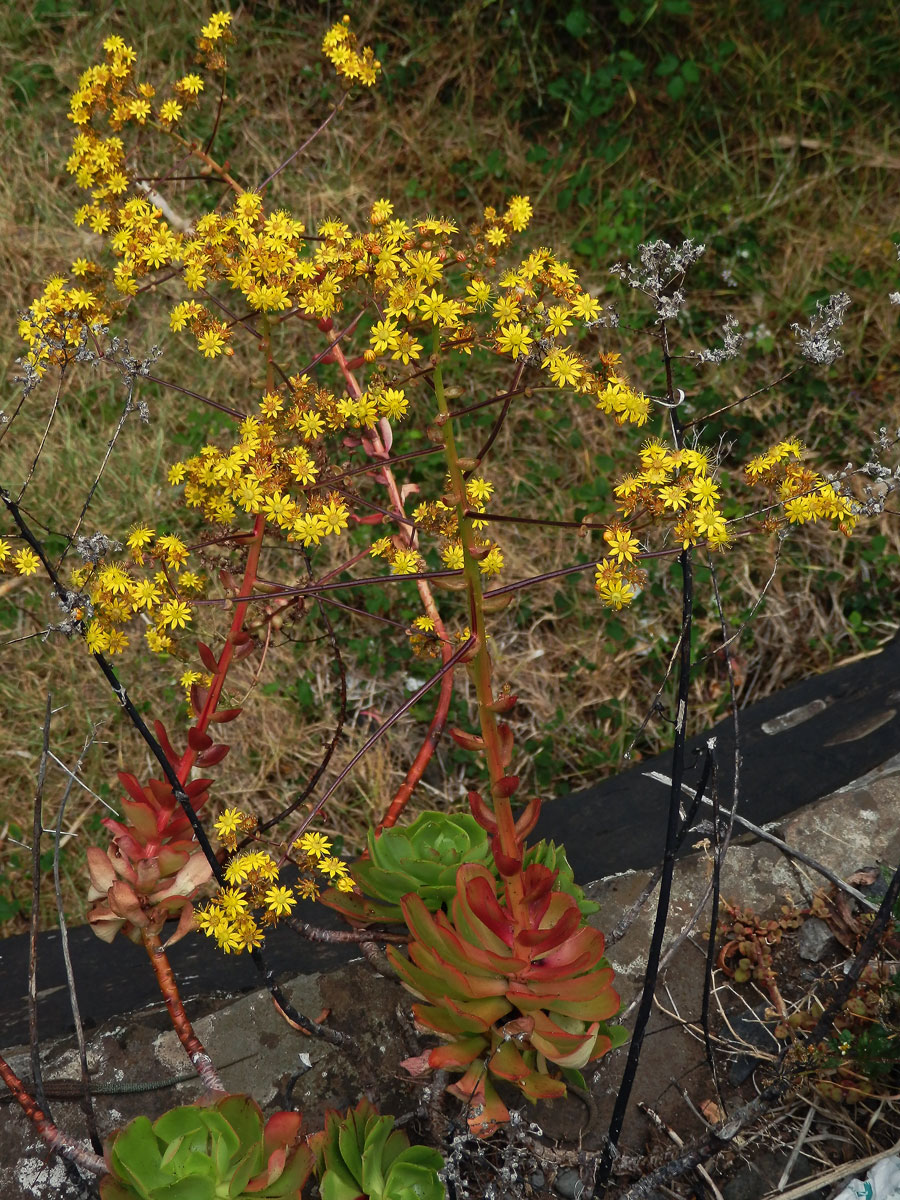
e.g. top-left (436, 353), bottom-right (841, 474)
top-left (311, 1098), bottom-right (444, 1200)
top-left (321, 810), bottom-right (494, 925)
top-left (389, 862), bottom-right (625, 1135)
top-left (100, 1094), bottom-right (312, 1200)
top-left (321, 810), bottom-right (598, 926)
top-left (86, 769), bottom-right (214, 944)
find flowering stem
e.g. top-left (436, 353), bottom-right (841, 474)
top-left (375, 633), bottom-right (454, 832)
top-left (322, 318), bottom-right (454, 827)
top-left (175, 511), bottom-right (266, 783)
top-left (0, 1051), bottom-right (105, 1176)
top-left (174, 319), bottom-right (276, 783)
top-left (431, 334), bottom-right (525, 918)
top-left (141, 928), bottom-right (225, 1093)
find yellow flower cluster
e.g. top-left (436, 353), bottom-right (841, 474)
top-left (613, 438), bottom-right (728, 552)
top-left (67, 526), bottom-right (206, 656)
top-left (11, 11), bottom-right (656, 651)
top-left (165, 376), bottom-right (368, 545)
top-left (195, 809), bottom-right (354, 953)
top-left (597, 439), bottom-right (730, 609)
top-left (593, 522), bottom-right (646, 610)
top-left (369, 475), bottom-right (504, 580)
top-left (18, 274), bottom-right (113, 375)
top-left (322, 15), bottom-right (381, 87)
top-left (744, 439), bottom-right (858, 534)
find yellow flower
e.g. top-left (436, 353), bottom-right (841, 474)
top-left (392, 549), bottom-right (421, 575)
top-left (12, 548), bottom-right (40, 576)
top-left (694, 507), bottom-right (727, 540)
top-left (478, 546), bottom-right (504, 576)
top-left (466, 280), bottom-right (492, 308)
top-left (159, 599), bottom-right (192, 629)
top-left (126, 524), bottom-right (155, 553)
top-left (214, 808), bottom-right (245, 838)
top-left (264, 885), bottom-right (297, 916)
top-left (570, 292), bottom-right (602, 321)
top-left (320, 499), bottom-right (349, 535)
top-left (597, 577), bottom-right (635, 610)
top-left (369, 317), bottom-right (400, 354)
top-left (85, 622), bottom-right (110, 653)
top-left (496, 321), bottom-right (533, 360)
top-left (219, 886), bottom-right (249, 918)
top-left (505, 194), bottom-right (533, 231)
top-left (603, 526), bottom-right (641, 563)
top-left (417, 288), bottom-right (446, 324)
top-left (198, 329), bottom-right (225, 358)
top-left (318, 855), bottom-right (349, 880)
top-left (159, 99), bottom-right (183, 123)
top-left (145, 627), bottom-right (173, 654)
top-left (156, 534), bottom-right (188, 566)
top-left (294, 832), bottom-right (332, 859)
top-left (545, 305), bottom-right (573, 337)
top-left (370, 198), bottom-right (393, 224)
top-left (177, 73), bottom-right (204, 96)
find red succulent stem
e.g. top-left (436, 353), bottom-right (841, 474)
top-left (141, 928), bottom-right (225, 1092)
top-left (321, 318), bottom-right (454, 827)
top-left (0, 1051), bottom-right (105, 1176)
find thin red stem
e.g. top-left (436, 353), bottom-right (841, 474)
top-left (0, 1052), bottom-right (105, 1175)
top-left (142, 929), bottom-right (225, 1092)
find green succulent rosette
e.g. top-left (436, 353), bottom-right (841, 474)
top-left (321, 809), bottom-right (599, 926)
top-left (100, 1093), bottom-right (312, 1200)
top-left (321, 810), bottom-right (493, 924)
top-left (312, 1098), bottom-right (444, 1200)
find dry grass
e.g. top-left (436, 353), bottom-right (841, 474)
top-left (1, 0), bottom-right (899, 934)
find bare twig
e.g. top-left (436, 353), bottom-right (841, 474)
top-left (639, 1103), bottom-right (724, 1200)
top-left (641, 771), bottom-right (879, 911)
top-left (52, 726), bottom-right (104, 1154)
top-left (29, 696), bottom-right (53, 1118)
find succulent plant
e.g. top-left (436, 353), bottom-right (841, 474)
top-left (523, 840), bottom-right (599, 919)
top-left (100, 1093), bottom-right (312, 1200)
top-left (321, 810), bottom-right (494, 925)
top-left (388, 862), bottom-right (625, 1136)
top-left (311, 1098), bottom-right (444, 1200)
top-left (320, 811), bottom-right (597, 926)
top-left (86, 767), bottom-right (214, 944)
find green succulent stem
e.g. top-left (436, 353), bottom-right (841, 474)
top-left (431, 333), bottom-right (525, 920)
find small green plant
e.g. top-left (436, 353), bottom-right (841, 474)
top-left (311, 1098), bottom-right (444, 1200)
top-left (100, 1094), bottom-right (313, 1200)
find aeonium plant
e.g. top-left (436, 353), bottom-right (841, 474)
top-left (0, 3), bottom-right (877, 1185)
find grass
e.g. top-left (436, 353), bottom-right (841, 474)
top-left (1, 0), bottom-right (899, 935)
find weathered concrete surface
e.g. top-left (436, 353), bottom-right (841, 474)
top-left (2, 770), bottom-right (898, 1199)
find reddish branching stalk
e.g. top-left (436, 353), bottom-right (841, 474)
top-left (0, 1052), bottom-right (105, 1176)
top-left (431, 338), bottom-right (527, 918)
top-left (175, 510), bottom-right (267, 784)
top-left (375, 635), bottom-right (454, 833)
top-left (322, 318), bottom-right (455, 827)
top-left (142, 928), bottom-right (225, 1092)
